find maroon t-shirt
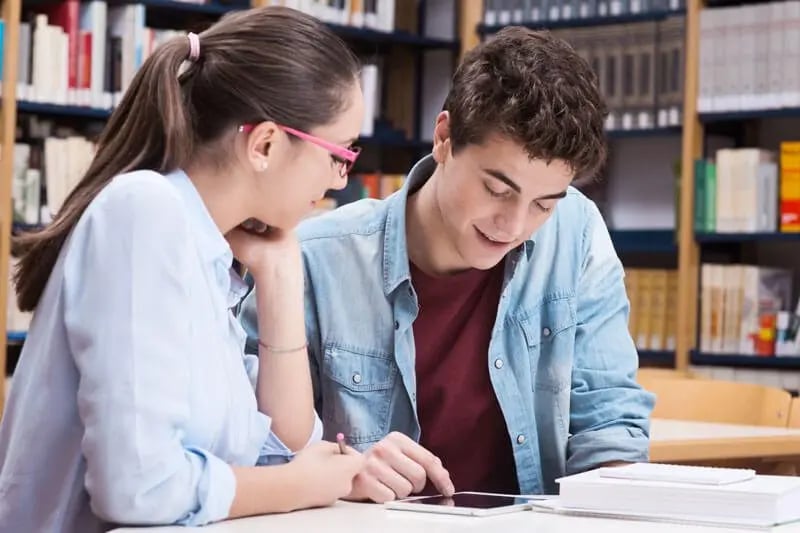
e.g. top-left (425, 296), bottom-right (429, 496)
top-left (410, 261), bottom-right (519, 495)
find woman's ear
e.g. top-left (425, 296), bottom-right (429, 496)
top-left (432, 111), bottom-right (451, 164)
top-left (243, 121), bottom-right (279, 173)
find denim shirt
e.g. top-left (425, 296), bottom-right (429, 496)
top-left (241, 155), bottom-right (655, 495)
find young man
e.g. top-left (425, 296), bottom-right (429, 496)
top-left (241, 27), bottom-right (654, 502)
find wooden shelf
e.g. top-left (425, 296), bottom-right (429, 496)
top-left (17, 101), bottom-right (112, 119)
top-left (699, 107), bottom-right (800, 123)
top-left (610, 229), bottom-right (677, 254)
top-left (606, 126), bottom-right (682, 139)
top-left (324, 23), bottom-right (459, 49)
top-left (692, 351), bottom-right (800, 370)
top-left (696, 232), bottom-right (800, 243)
top-left (107, 0), bottom-right (247, 15)
top-left (639, 350), bottom-right (676, 366)
top-left (477, 8), bottom-right (686, 34)
top-left (16, 101), bottom-right (433, 150)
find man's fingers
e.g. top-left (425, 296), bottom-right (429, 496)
top-left (365, 456), bottom-right (415, 499)
top-left (354, 472), bottom-right (397, 504)
top-left (387, 432), bottom-right (455, 496)
top-left (370, 440), bottom-right (427, 493)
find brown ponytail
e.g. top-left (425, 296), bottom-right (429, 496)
top-left (13, 6), bottom-right (361, 311)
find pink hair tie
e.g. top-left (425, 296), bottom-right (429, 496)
top-left (187, 32), bottom-right (200, 61)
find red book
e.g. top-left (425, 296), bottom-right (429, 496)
top-left (42, 0), bottom-right (80, 90)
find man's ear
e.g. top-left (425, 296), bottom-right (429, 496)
top-left (431, 111), bottom-right (451, 164)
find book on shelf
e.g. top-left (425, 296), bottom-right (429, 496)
top-left (699, 263), bottom-right (797, 357)
top-left (11, 115), bottom-right (97, 227)
top-left (359, 172), bottom-right (404, 199)
top-left (266, 0), bottom-right (396, 32)
top-left (623, 267), bottom-right (678, 352)
top-left (547, 15), bottom-right (684, 131)
top-left (6, 257), bottom-right (32, 338)
top-left (694, 142), bottom-right (800, 235)
top-left (782, 141), bottom-right (800, 232)
top-left (308, 172), bottom-right (405, 216)
top-left (482, 0), bottom-right (686, 26)
top-left (697, 1), bottom-right (800, 114)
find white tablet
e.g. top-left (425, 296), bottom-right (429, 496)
top-left (384, 491), bottom-right (537, 517)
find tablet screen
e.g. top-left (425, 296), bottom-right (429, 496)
top-left (398, 493), bottom-right (530, 509)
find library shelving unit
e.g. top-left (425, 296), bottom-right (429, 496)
top-left (681, 0), bottom-right (800, 376)
top-left (0, 0), bottom-right (473, 415)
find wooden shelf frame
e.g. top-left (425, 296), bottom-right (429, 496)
top-left (0, 0), bottom-right (21, 415)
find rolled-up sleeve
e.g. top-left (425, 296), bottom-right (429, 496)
top-left (566, 201), bottom-right (656, 474)
top-left (255, 414), bottom-right (323, 466)
top-left (62, 177), bottom-right (234, 526)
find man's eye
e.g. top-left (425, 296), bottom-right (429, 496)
top-left (484, 183), bottom-right (508, 198)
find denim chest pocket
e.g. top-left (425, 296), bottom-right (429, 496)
top-left (320, 344), bottom-right (398, 444)
top-left (519, 297), bottom-right (577, 393)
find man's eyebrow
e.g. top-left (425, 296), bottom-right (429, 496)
top-left (536, 190), bottom-right (568, 201)
top-left (484, 168), bottom-right (568, 200)
top-left (484, 168), bottom-right (521, 193)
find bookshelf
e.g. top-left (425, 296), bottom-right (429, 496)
top-left (0, 0), bottom-right (470, 416)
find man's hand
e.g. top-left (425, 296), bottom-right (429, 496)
top-left (345, 432), bottom-right (455, 503)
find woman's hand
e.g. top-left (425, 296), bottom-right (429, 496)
top-left (286, 442), bottom-right (366, 510)
top-left (226, 219), bottom-right (302, 280)
top-left (228, 219), bottom-right (312, 450)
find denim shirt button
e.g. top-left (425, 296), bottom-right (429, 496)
top-left (352, 373), bottom-right (362, 385)
top-left (517, 434), bottom-right (526, 445)
top-left (494, 358), bottom-right (504, 369)
top-left (394, 320), bottom-right (400, 330)
top-left (542, 327), bottom-right (551, 337)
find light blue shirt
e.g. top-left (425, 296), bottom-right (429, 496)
top-left (0, 169), bottom-right (321, 532)
top-left (241, 154), bottom-right (655, 495)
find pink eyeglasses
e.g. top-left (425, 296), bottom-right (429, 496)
top-left (239, 123), bottom-right (361, 178)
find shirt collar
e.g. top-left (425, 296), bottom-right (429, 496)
top-left (382, 155), bottom-right (433, 295)
top-left (382, 154), bottom-right (536, 294)
top-left (165, 168), bottom-right (233, 268)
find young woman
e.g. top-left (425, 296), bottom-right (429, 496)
top-left (0, 6), bottom-right (365, 532)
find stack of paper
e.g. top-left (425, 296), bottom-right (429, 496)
top-left (546, 463), bottom-right (800, 528)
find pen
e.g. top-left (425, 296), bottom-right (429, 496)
top-left (336, 432), bottom-right (346, 454)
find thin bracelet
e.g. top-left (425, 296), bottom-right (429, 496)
top-left (258, 339), bottom-right (308, 354)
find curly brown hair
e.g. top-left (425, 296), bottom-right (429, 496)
top-left (443, 26), bottom-right (608, 180)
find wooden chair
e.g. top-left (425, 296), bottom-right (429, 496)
top-left (789, 396), bottom-right (800, 429)
top-left (638, 376), bottom-right (793, 428)
top-left (637, 367), bottom-right (694, 381)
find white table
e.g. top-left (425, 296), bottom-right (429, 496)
top-left (111, 419), bottom-right (800, 532)
top-left (111, 500), bottom-right (800, 532)
top-left (650, 418), bottom-right (800, 463)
